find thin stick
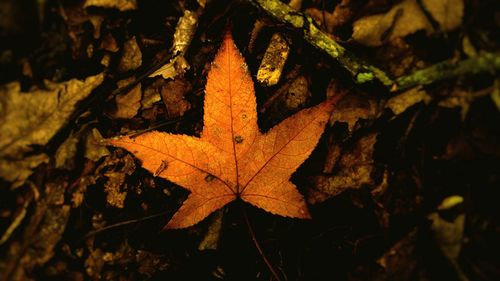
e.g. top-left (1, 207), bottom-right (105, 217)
top-left (242, 207), bottom-right (283, 281)
top-left (82, 211), bottom-right (168, 240)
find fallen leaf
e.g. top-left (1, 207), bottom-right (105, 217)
top-left (421, 0), bottom-right (464, 31)
top-left (84, 0), bottom-right (137, 11)
top-left (149, 9), bottom-right (198, 79)
top-left (104, 171), bottom-right (127, 208)
top-left (256, 31), bottom-right (290, 86)
top-left (118, 36), bottom-right (142, 72)
top-left (141, 78), bottom-right (162, 109)
top-left (352, 0), bottom-right (464, 46)
top-left (0, 74), bottom-right (104, 186)
top-left (85, 128), bottom-right (110, 162)
top-left (112, 78), bottom-right (142, 119)
top-left (328, 82), bottom-right (380, 133)
top-left (55, 132), bottom-right (79, 170)
top-left (108, 33), bottom-right (336, 229)
top-left (1, 181), bottom-right (70, 281)
top-left (308, 133), bottom-right (378, 204)
top-left (385, 86), bottom-right (431, 116)
top-left (198, 209), bottom-right (223, 251)
top-left (160, 78), bottom-right (192, 118)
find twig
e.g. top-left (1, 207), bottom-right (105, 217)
top-left (251, 0), bottom-right (394, 86)
top-left (81, 212), bottom-right (168, 240)
top-left (251, 0), bottom-right (500, 91)
top-left (242, 206), bottom-right (283, 281)
top-left (394, 51), bottom-right (500, 91)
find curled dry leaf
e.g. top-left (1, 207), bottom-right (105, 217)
top-left (0, 73), bottom-right (104, 187)
top-left (118, 36), bottom-right (142, 72)
top-left (256, 32), bottom-right (290, 86)
top-left (112, 78), bottom-right (142, 119)
top-left (385, 87), bottom-right (431, 116)
top-left (84, 0), bottom-right (137, 11)
top-left (108, 33), bottom-right (338, 229)
top-left (352, 0), bottom-right (464, 46)
top-left (160, 78), bottom-right (191, 118)
top-left (308, 133), bottom-right (378, 205)
top-left (149, 9), bottom-right (198, 79)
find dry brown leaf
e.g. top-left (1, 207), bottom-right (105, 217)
top-left (149, 9), bottom-right (197, 79)
top-left (160, 79), bottom-right (191, 118)
top-left (112, 78), bottom-right (142, 119)
top-left (118, 36), bottom-right (142, 72)
top-left (198, 210), bottom-right (223, 251)
top-left (108, 33), bottom-right (337, 229)
top-left (256, 33), bottom-right (290, 86)
top-left (308, 133), bottom-right (378, 204)
top-left (352, 0), bottom-right (464, 46)
top-left (0, 74), bottom-right (104, 186)
top-left (421, 0), bottom-right (464, 31)
top-left (104, 171), bottom-right (127, 208)
top-left (85, 128), bottom-right (110, 162)
top-left (84, 0), bottom-right (137, 11)
top-left (329, 89), bottom-right (380, 133)
top-left (55, 133), bottom-right (79, 170)
top-left (385, 87), bottom-right (431, 116)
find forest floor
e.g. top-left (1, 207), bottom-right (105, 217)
top-left (0, 0), bottom-right (499, 280)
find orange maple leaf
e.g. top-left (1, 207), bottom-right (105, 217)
top-left (108, 32), bottom-right (335, 229)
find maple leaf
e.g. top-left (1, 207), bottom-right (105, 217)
top-left (107, 32), bottom-right (335, 229)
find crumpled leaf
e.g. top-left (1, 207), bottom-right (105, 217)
top-left (328, 84), bottom-right (380, 133)
top-left (308, 133), bottom-right (378, 204)
top-left (160, 78), bottom-right (191, 118)
top-left (198, 209), bottom-right (223, 251)
top-left (352, 0), bottom-right (464, 46)
top-left (428, 195), bottom-right (468, 280)
top-left (149, 9), bottom-right (197, 79)
top-left (85, 128), bottom-right (110, 162)
top-left (1, 181), bottom-right (70, 281)
top-left (385, 87), bottom-right (431, 116)
top-left (108, 33), bottom-right (337, 229)
top-left (0, 74), bottom-right (104, 186)
top-left (112, 78), bottom-right (142, 119)
top-left (256, 33), bottom-right (290, 86)
top-left (104, 171), bottom-right (127, 208)
top-left (84, 0), bottom-right (137, 11)
top-left (118, 36), bottom-right (142, 72)
top-left (55, 132), bottom-right (79, 170)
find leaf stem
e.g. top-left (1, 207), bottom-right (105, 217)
top-left (242, 206), bottom-right (283, 281)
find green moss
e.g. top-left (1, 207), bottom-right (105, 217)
top-left (356, 72), bottom-right (374, 83)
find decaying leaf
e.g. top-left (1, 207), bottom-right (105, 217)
top-left (198, 209), bottom-right (223, 251)
top-left (104, 171), bottom-right (127, 208)
top-left (352, 0), bottom-right (464, 46)
top-left (0, 74), bottom-right (104, 186)
top-left (84, 0), bottom-right (137, 11)
top-left (160, 78), bottom-right (191, 118)
top-left (85, 128), bottom-right (110, 162)
top-left (308, 133), bottom-right (378, 204)
top-left (305, 0), bottom-right (354, 33)
top-left (428, 195), bottom-right (468, 280)
top-left (141, 79), bottom-right (162, 109)
top-left (385, 87), bottom-right (431, 116)
top-left (328, 85), bottom-right (380, 133)
top-left (149, 9), bottom-right (198, 79)
top-left (118, 36), bottom-right (142, 72)
top-left (1, 181), bottom-right (70, 281)
top-left (112, 78), bottom-right (142, 119)
top-left (55, 132), bottom-right (79, 170)
top-left (256, 33), bottom-right (290, 86)
top-left (108, 33), bottom-right (337, 229)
